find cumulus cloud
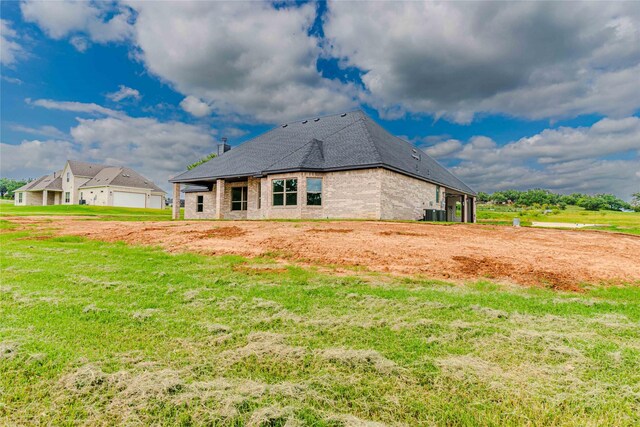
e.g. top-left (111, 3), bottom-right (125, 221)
top-left (1, 19), bottom-right (24, 66)
top-left (4, 99), bottom-right (219, 190)
top-left (21, 0), bottom-right (133, 50)
top-left (128, 1), bottom-right (357, 122)
top-left (420, 117), bottom-right (640, 199)
top-left (106, 85), bottom-right (141, 102)
top-left (0, 139), bottom-right (80, 179)
top-left (180, 95), bottom-right (213, 118)
top-left (325, 2), bottom-right (640, 122)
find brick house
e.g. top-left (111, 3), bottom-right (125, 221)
top-left (170, 111), bottom-right (476, 222)
top-left (14, 160), bottom-right (166, 208)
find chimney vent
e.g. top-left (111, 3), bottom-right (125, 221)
top-left (217, 138), bottom-right (231, 156)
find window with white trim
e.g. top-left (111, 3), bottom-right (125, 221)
top-left (18, 192), bottom-right (23, 203)
top-left (66, 172), bottom-right (70, 182)
top-left (64, 192), bottom-right (70, 203)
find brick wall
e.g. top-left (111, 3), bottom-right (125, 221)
top-left (380, 169), bottom-right (439, 220)
top-left (180, 168), bottom-right (466, 221)
top-left (184, 190), bottom-right (216, 219)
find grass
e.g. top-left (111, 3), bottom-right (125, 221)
top-left (1, 226), bottom-right (639, 425)
top-left (0, 202), bottom-right (176, 221)
top-left (478, 204), bottom-right (640, 235)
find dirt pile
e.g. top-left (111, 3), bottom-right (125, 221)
top-left (6, 217), bottom-right (639, 289)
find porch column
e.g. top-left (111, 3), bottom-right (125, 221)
top-left (42, 190), bottom-right (48, 206)
top-left (215, 179), bottom-right (225, 219)
top-left (172, 183), bottom-right (180, 220)
top-left (472, 197), bottom-right (477, 223)
top-left (461, 195), bottom-right (467, 223)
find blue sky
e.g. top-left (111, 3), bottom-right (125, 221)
top-left (1, 1), bottom-right (639, 198)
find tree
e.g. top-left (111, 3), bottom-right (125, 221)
top-left (187, 153), bottom-right (217, 170)
top-left (477, 192), bottom-right (490, 203)
top-left (0, 178), bottom-right (28, 198)
top-left (632, 192), bottom-right (640, 212)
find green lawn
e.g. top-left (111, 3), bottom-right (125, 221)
top-left (0, 202), bottom-right (175, 221)
top-left (478, 204), bottom-right (640, 235)
top-left (1, 223), bottom-right (639, 425)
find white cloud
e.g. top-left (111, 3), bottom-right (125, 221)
top-left (9, 124), bottom-right (67, 139)
top-left (26, 98), bottom-right (120, 117)
top-left (106, 85), bottom-right (141, 102)
top-left (325, 2), bottom-right (640, 122)
top-left (127, 1), bottom-right (357, 122)
top-left (21, 0), bottom-right (133, 51)
top-left (0, 139), bottom-right (80, 179)
top-left (4, 99), bottom-right (219, 190)
top-left (1, 19), bottom-right (24, 66)
top-left (420, 117), bottom-right (640, 199)
top-left (180, 95), bottom-right (213, 118)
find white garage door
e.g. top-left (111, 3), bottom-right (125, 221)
top-left (113, 191), bottom-right (146, 208)
top-left (149, 195), bottom-right (162, 209)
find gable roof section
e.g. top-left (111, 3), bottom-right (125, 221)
top-left (67, 160), bottom-right (111, 177)
top-left (80, 167), bottom-right (165, 193)
top-left (15, 171), bottom-right (63, 192)
top-left (170, 110), bottom-right (475, 195)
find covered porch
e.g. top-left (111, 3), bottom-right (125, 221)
top-left (444, 191), bottom-right (476, 223)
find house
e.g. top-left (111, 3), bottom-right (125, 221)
top-left (169, 111), bottom-right (476, 222)
top-left (14, 160), bottom-right (166, 208)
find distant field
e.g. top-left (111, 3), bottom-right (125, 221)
top-left (0, 202), bottom-right (175, 221)
top-left (1, 223), bottom-right (639, 425)
top-left (478, 204), bottom-right (640, 235)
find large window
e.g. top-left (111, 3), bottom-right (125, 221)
top-left (272, 179), bottom-right (297, 206)
top-left (231, 186), bottom-right (247, 211)
top-left (18, 193), bottom-right (23, 203)
top-left (64, 192), bottom-right (70, 203)
top-left (306, 178), bottom-right (322, 206)
top-left (196, 195), bottom-right (204, 212)
top-left (436, 185), bottom-right (441, 203)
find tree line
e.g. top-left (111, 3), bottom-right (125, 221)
top-left (0, 178), bottom-right (29, 199)
top-left (477, 189), bottom-right (640, 212)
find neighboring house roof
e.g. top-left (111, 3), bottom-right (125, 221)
top-left (15, 171), bottom-right (63, 192)
top-left (67, 160), bottom-right (111, 177)
top-left (170, 110), bottom-right (475, 195)
top-left (80, 167), bottom-right (165, 193)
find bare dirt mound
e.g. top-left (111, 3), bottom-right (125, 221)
top-left (6, 217), bottom-right (640, 290)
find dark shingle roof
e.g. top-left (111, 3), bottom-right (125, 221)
top-left (170, 111), bottom-right (474, 195)
top-left (80, 167), bottom-right (165, 193)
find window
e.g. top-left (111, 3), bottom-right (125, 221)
top-left (306, 178), bottom-right (322, 206)
top-left (18, 193), bottom-right (23, 203)
top-left (80, 192), bottom-right (83, 200)
top-left (196, 195), bottom-right (204, 212)
top-left (65, 192), bottom-right (70, 203)
top-left (66, 172), bottom-right (70, 182)
top-left (436, 185), bottom-right (441, 203)
top-left (272, 179), bottom-right (297, 206)
top-left (231, 186), bottom-right (247, 211)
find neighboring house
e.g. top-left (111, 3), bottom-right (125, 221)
top-left (170, 111), bottom-right (476, 222)
top-left (14, 160), bottom-right (166, 208)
